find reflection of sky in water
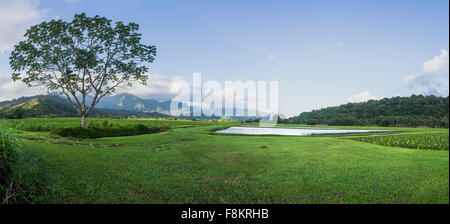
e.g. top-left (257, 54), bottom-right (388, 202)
top-left (217, 127), bottom-right (393, 136)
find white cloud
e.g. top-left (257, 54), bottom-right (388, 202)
top-left (347, 91), bottom-right (378, 103)
top-left (422, 49), bottom-right (449, 73)
top-left (404, 49), bottom-right (449, 96)
top-left (337, 41), bottom-right (344, 48)
top-left (127, 74), bottom-right (264, 115)
top-left (116, 73), bottom-right (187, 101)
top-left (0, 71), bottom-right (268, 116)
top-left (268, 53), bottom-right (275, 60)
top-left (0, 75), bottom-right (46, 101)
top-left (0, 73), bottom-right (186, 102)
top-left (0, 0), bottom-right (46, 53)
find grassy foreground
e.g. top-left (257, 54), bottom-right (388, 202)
top-left (6, 119), bottom-right (450, 203)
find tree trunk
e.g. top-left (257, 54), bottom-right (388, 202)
top-left (82, 115), bottom-right (87, 128)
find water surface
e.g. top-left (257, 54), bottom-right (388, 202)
top-left (216, 127), bottom-right (392, 136)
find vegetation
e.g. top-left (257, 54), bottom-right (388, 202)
top-left (3, 119), bottom-right (448, 203)
top-left (0, 117), bottom-right (218, 132)
top-left (0, 95), bottom-right (86, 118)
top-left (11, 108), bottom-right (25, 119)
top-left (1, 8), bottom-right (447, 205)
top-left (51, 123), bottom-right (166, 139)
top-left (359, 132), bottom-right (449, 151)
top-left (0, 124), bottom-right (31, 203)
top-left (282, 95), bottom-right (449, 128)
top-left (0, 95), bottom-right (169, 119)
top-left (9, 13), bottom-right (157, 128)
top-left (96, 93), bottom-right (174, 114)
top-left (0, 125), bottom-right (21, 203)
top-left (245, 118), bottom-right (261, 123)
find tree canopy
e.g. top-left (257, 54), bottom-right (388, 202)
top-left (281, 95), bottom-right (449, 128)
top-left (9, 13), bottom-right (156, 127)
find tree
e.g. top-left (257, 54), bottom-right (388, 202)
top-left (9, 13), bottom-right (156, 128)
top-left (283, 95), bottom-right (449, 127)
top-left (12, 108), bottom-right (25, 119)
top-left (441, 114), bottom-right (449, 128)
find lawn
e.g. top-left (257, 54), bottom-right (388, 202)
top-left (7, 119), bottom-right (450, 204)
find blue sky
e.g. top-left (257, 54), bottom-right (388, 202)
top-left (0, 0), bottom-right (448, 117)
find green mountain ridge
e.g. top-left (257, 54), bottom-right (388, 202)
top-left (0, 95), bottom-right (168, 118)
top-left (96, 93), bottom-right (173, 114)
top-left (1, 93), bottom-right (269, 120)
top-left (0, 95), bottom-right (80, 118)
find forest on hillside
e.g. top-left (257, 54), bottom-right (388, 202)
top-left (281, 95), bottom-right (449, 128)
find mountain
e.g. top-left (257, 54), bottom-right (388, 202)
top-left (98, 108), bottom-right (169, 118)
top-left (0, 93), bottom-right (268, 120)
top-left (96, 93), bottom-right (173, 114)
top-left (282, 95), bottom-right (449, 128)
top-left (0, 95), bottom-right (168, 119)
top-left (0, 95), bottom-right (81, 118)
top-left (90, 93), bottom-right (269, 120)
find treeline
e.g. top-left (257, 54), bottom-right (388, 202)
top-left (281, 95), bottom-right (449, 128)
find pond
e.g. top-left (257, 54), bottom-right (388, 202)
top-left (216, 127), bottom-right (393, 136)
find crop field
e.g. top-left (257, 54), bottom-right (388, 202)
top-left (359, 132), bottom-right (449, 150)
top-left (1, 118), bottom-right (448, 204)
top-left (0, 118), bottom-right (226, 132)
top-left (1, 124), bottom-right (25, 204)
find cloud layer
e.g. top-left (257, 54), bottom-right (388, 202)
top-left (116, 73), bottom-right (187, 101)
top-left (0, 73), bottom-right (186, 102)
top-left (0, 75), bottom-right (46, 101)
top-left (347, 91), bottom-right (378, 103)
top-left (0, 0), bottom-right (45, 53)
top-left (404, 49), bottom-right (449, 96)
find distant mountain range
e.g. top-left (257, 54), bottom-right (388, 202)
top-left (8, 93), bottom-right (446, 127)
top-left (0, 94), bottom-right (169, 118)
top-left (0, 93), bottom-right (270, 120)
top-left (96, 93), bottom-right (173, 114)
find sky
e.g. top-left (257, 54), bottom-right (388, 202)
top-left (0, 0), bottom-right (448, 117)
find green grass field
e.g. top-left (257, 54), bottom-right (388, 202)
top-left (2, 118), bottom-right (449, 204)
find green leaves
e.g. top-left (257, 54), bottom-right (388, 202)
top-left (9, 13), bottom-right (157, 122)
top-left (283, 95), bottom-right (449, 128)
top-left (0, 124), bottom-right (23, 202)
top-left (361, 132), bottom-right (449, 150)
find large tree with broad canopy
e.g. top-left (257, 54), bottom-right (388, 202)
top-left (9, 13), bottom-right (156, 128)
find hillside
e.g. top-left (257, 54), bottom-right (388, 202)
top-left (282, 95), bottom-right (449, 128)
top-left (0, 95), bottom-right (168, 119)
top-left (96, 93), bottom-right (264, 120)
top-left (0, 93), bottom-right (264, 120)
top-left (96, 93), bottom-right (173, 114)
top-left (0, 95), bottom-right (81, 118)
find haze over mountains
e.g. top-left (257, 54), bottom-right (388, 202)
top-left (0, 94), bottom-right (171, 118)
top-left (0, 92), bottom-right (269, 119)
top-left (95, 93), bottom-right (172, 114)
top-left (0, 93), bottom-right (261, 119)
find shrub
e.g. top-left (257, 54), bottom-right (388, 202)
top-left (328, 117), bottom-right (362, 126)
top-left (306, 119), bottom-right (319, 125)
top-left (244, 118), bottom-right (261, 123)
top-left (0, 125), bottom-right (22, 203)
top-left (87, 120), bottom-right (114, 129)
top-left (50, 124), bottom-right (167, 139)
